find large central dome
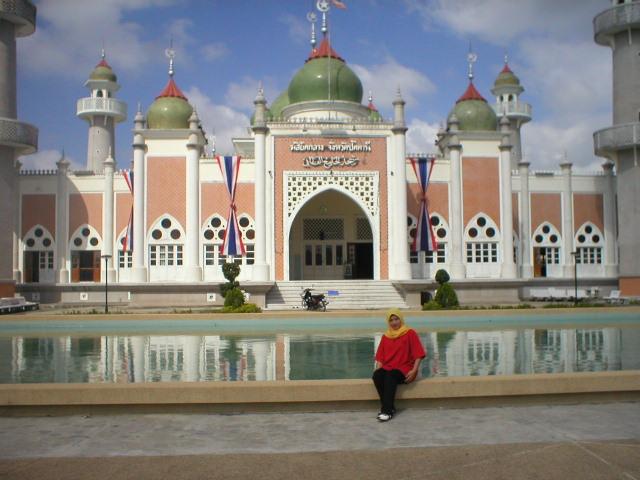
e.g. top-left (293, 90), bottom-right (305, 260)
top-left (287, 38), bottom-right (363, 105)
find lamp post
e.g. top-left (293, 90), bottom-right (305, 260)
top-left (571, 251), bottom-right (578, 306)
top-left (101, 254), bottom-right (112, 314)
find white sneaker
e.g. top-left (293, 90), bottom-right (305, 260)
top-left (378, 413), bottom-right (391, 422)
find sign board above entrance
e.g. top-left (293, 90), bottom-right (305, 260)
top-left (288, 139), bottom-right (374, 169)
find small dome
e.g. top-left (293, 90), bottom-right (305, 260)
top-left (494, 64), bottom-right (521, 88)
top-left (268, 90), bottom-right (290, 120)
top-left (287, 38), bottom-right (363, 105)
top-left (147, 77), bottom-right (193, 129)
top-left (89, 59), bottom-right (117, 82)
top-left (449, 82), bottom-right (497, 131)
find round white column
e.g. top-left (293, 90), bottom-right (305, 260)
top-left (12, 160), bottom-right (20, 282)
top-left (519, 161), bottom-right (533, 278)
top-left (560, 162), bottom-right (574, 276)
top-left (499, 118), bottom-right (516, 278)
top-left (184, 120), bottom-right (202, 282)
top-left (252, 89), bottom-right (270, 281)
top-left (103, 153), bottom-right (116, 282)
top-left (448, 138), bottom-right (466, 279)
top-left (131, 114), bottom-right (147, 282)
top-left (602, 162), bottom-right (618, 277)
top-left (55, 156), bottom-right (70, 283)
top-left (391, 91), bottom-right (411, 280)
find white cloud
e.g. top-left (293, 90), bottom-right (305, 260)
top-left (201, 43), bottom-right (229, 62)
top-left (352, 56), bottom-right (436, 112)
top-left (279, 13), bottom-right (309, 45)
top-left (185, 87), bottom-right (250, 156)
top-left (19, 149), bottom-right (81, 171)
top-left (225, 76), bottom-right (281, 113)
top-left (406, 118), bottom-right (440, 155)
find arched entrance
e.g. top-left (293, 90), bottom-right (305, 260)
top-left (287, 189), bottom-right (375, 281)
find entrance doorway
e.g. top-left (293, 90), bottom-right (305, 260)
top-left (23, 251), bottom-right (39, 283)
top-left (71, 251), bottom-right (101, 282)
top-left (346, 243), bottom-right (373, 279)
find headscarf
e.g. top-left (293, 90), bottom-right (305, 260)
top-left (384, 308), bottom-right (410, 339)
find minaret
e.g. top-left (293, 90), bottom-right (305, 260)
top-left (76, 50), bottom-right (127, 173)
top-left (0, 1), bottom-right (38, 296)
top-left (593, 0), bottom-right (640, 295)
top-left (491, 56), bottom-right (532, 168)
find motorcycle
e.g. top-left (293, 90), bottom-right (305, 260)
top-left (300, 288), bottom-right (328, 311)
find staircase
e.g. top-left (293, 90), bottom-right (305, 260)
top-left (265, 280), bottom-right (408, 310)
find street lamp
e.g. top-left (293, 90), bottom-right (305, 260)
top-left (571, 251), bottom-right (578, 306)
top-left (101, 254), bottom-right (112, 314)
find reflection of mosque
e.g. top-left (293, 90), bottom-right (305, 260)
top-left (3, 328), bottom-right (638, 383)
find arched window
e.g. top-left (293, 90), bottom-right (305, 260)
top-left (465, 214), bottom-right (500, 264)
top-left (202, 214), bottom-right (227, 267)
top-left (237, 214), bottom-right (256, 266)
top-left (69, 224), bottom-right (103, 282)
top-left (116, 228), bottom-right (133, 270)
top-left (148, 215), bottom-right (184, 278)
top-left (532, 222), bottom-right (562, 265)
top-left (22, 225), bottom-right (55, 283)
top-left (96, 90), bottom-right (103, 98)
top-left (575, 223), bottom-right (604, 265)
top-left (407, 213), bottom-right (448, 264)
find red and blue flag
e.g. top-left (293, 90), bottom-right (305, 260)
top-left (122, 170), bottom-right (134, 253)
top-left (410, 156), bottom-right (438, 253)
top-left (216, 155), bottom-right (245, 256)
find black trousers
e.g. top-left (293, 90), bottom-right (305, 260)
top-left (372, 368), bottom-right (405, 415)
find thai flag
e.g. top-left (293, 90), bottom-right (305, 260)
top-left (410, 157), bottom-right (438, 253)
top-left (122, 170), bottom-right (134, 253)
top-left (216, 156), bottom-right (245, 256)
top-left (331, 0), bottom-right (347, 9)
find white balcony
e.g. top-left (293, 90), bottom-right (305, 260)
top-left (0, 0), bottom-right (36, 36)
top-left (77, 97), bottom-right (127, 123)
top-left (594, 2), bottom-right (640, 45)
top-left (594, 122), bottom-right (640, 157)
top-left (0, 117), bottom-right (38, 154)
top-left (492, 102), bottom-right (532, 121)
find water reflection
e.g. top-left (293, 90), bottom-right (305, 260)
top-left (0, 327), bottom-right (637, 384)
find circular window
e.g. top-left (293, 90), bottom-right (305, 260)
top-left (486, 227), bottom-right (495, 238)
top-left (26, 238), bottom-right (35, 247)
top-left (90, 237), bottom-right (99, 246)
top-left (211, 217), bottom-right (222, 228)
top-left (239, 217), bottom-right (250, 228)
top-left (437, 228), bottom-right (447, 239)
top-left (585, 225), bottom-right (593, 234)
top-left (469, 228), bottom-right (478, 238)
top-left (535, 234), bottom-right (544, 243)
top-left (409, 228), bottom-right (417, 238)
top-left (120, 237), bottom-right (126, 246)
top-left (246, 229), bottom-right (255, 240)
top-left (204, 229), bottom-right (214, 240)
top-left (477, 217), bottom-right (486, 227)
top-left (161, 218), bottom-right (172, 229)
top-left (152, 229), bottom-right (162, 240)
top-left (74, 237), bottom-right (83, 247)
top-left (542, 225), bottom-right (550, 234)
top-left (592, 235), bottom-right (600, 243)
top-left (81, 228), bottom-right (90, 237)
top-left (170, 229), bottom-right (181, 240)
top-left (578, 234), bottom-right (586, 243)
top-left (430, 216), bottom-right (440, 227)
top-left (550, 234), bottom-right (558, 243)
top-left (34, 228), bottom-right (43, 237)
top-left (43, 238), bottom-right (52, 247)
top-left (406, 216), bottom-right (412, 227)
top-left (218, 230), bottom-right (226, 240)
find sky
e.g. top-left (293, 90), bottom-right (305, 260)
top-left (17, 0), bottom-right (612, 173)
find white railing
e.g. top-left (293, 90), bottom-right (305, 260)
top-left (76, 97), bottom-right (127, 121)
top-left (593, 122), bottom-right (640, 154)
top-left (492, 102), bottom-right (532, 118)
top-left (0, 117), bottom-right (38, 153)
top-left (594, 2), bottom-right (640, 44)
top-left (0, 0), bottom-right (37, 35)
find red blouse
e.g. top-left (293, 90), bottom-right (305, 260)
top-left (375, 329), bottom-right (426, 376)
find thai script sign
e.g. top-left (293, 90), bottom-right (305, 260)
top-left (289, 140), bottom-right (372, 169)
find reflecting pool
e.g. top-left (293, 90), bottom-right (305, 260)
top-left (1, 325), bottom-right (639, 383)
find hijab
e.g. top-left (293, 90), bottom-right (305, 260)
top-left (384, 308), bottom-right (410, 339)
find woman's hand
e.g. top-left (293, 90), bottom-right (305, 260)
top-left (404, 368), bottom-right (418, 383)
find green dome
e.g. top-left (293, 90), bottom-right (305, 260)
top-left (268, 90), bottom-right (290, 120)
top-left (147, 96), bottom-right (193, 129)
top-left (288, 57), bottom-right (363, 104)
top-left (90, 64), bottom-right (117, 82)
top-left (450, 100), bottom-right (498, 132)
top-left (494, 70), bottom-right (520, 88)
top-left (368, 108), bottom-right (382, 121)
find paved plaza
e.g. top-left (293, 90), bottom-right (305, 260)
top-left (0, 402), bottom-right (639, 479)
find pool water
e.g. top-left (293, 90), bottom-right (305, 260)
top-left (1, 315), bottom-right (639, 383)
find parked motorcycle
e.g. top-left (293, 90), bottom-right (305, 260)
top-left (300, 288), bottom-right (328, 311)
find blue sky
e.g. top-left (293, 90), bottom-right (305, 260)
top-left (18, 0), bottom-right (611, 173)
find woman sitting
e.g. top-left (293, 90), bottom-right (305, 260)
top-left (372, 309), bottom-right (426, 422)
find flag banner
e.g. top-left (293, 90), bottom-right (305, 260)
top-left (216, 155), bottom-right (245, 256)
top-left (331, 0), bottom-right (347, 9)
top-left (410, 156), bottom-right (438, 253)
top-left (123, 170), bottom-right (134, 253)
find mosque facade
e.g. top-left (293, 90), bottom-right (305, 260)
top-left (1, 0), bottom-right (636, 307)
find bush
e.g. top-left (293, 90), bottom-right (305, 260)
top-left (220, 263), bottom-right (241, 298)
top-left (434, 283), bottom-right (459, 308)
top-left (422, 300), bottom-right (442, 311)
top-left (434, 269), bottom-right (450, 285)
top-left (222, 303), bottom-right (262, 313)
top-left (224, 288), bottom-right (245, 308)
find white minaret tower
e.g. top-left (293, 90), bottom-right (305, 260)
top-left (491, 56), bottom-right (532, 168)
top-left (76, 50), bottom-right (127, 173)
top-left (593, 0), bottom-right (640, 294)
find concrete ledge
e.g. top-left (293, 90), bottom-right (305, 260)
top-left (1, 371), bottom-right (638, 415)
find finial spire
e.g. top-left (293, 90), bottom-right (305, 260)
top-left (467, 43), bottom-right (478, 82)
top-left (368, 90), bottom-right (373, 103)
top-left (137, 102), bottom-right (142, 114)
top-left (316, 0), bottom-right (330, 35)
top-left (101, 47), bottom-right (106, 60)
top-left (165, 38), bottom-right (176, 77)
top-left (504, 50), bottom-right (509, 65)
top-left (307, 11), bottom-right (318, 49)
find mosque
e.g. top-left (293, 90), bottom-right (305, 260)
top-left (0, 0), bottom-right (637, 308)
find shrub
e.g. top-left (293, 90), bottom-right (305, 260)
top-left (422, 300), bottom-right (442, 311)
top-left (434, 269), bottom-right (450, 285)
top-left (224, 288), bottom-right (245, 308)
top-left (221, 303), bottom-right (262, 313)
top-left (434, 283), bottom-right (459, 308)
top-left (220, 263), bottom-right (241, 298)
